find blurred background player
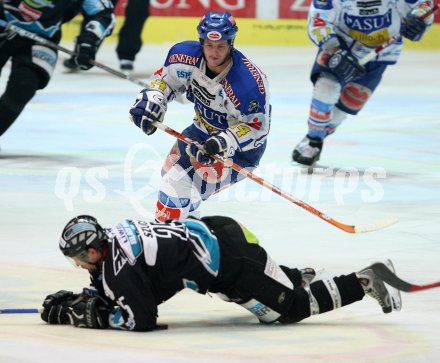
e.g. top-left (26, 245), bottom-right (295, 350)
top-left (41, 214), bottom-right (401, 331)
top-left (0, 0), bottom-right (115, 139)
top-left (64, 0), bottom-right (150, 72)
top-left (292, 0), bottom-right (435, 166)
top-left (129, 11), bottom-right (271, 222)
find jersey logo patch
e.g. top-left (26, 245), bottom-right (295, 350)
top-left (176, 69), bottom-right (192, 78)
top-left (112, 241), bottom-right (128, 276)
top-left (168, 53), bottom-right (199, 66)
top-left (242, 58), bottom-right (266, 95)
top-left (344, 9), bottom-right (392, 33)
top-left (221, 78), bottom-right (241, 108)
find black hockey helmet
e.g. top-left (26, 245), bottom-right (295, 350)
top-left (59, 215), bottom-right (108, 262)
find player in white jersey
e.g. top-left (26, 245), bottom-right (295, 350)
top-left (292, 0), bottom-right (435, 166)
top-left (41, 214), bottom-right (401, 331)
top-left (129, 11), bottom-right (271, 222)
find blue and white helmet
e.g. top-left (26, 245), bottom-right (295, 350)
top-left (197, 12), bottom-right (238, 44)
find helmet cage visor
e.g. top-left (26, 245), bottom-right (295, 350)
top-left (59, 215), bottom-right (105, 261)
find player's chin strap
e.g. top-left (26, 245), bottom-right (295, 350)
top-left (152, 121), bottom-right (398, 234)
top-left (359, 3), bottom-right (439, 66)
top-left (0, 19), bottom-right (148, 89)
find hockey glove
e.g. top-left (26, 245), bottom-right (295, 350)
top-left (401, 7), bottom-right (433, 41)
top-left (326, 49), bottom-right (365, 84)
top-left (0, 26), bottom-right (17, 41)
top-left (129, 89), bottom-right (167, 135)
top-left (185, 130), bottom-right (238, 165)
top-left (67, 294), bottom-right (111, 329)
top-left (41, 290), bottom-right (78, 324)
top-left (186, 142), bottom-right (216, 165)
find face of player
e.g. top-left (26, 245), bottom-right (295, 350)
top-left (202, 39), bottom-right (232, 74)
top-left (72, 249), bottom-right (101, 273)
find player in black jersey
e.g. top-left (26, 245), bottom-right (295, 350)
top-left (41, 214), bottom-right (401, 331)
top-left (0, 0), bottom-right (115, 139)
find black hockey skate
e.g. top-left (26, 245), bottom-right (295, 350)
top-left (63, 57), bottom-right (79, 71)
top-left (292, 135), bottom-right (323, 166)
top-left (120, 59), bottom-right (134, 72)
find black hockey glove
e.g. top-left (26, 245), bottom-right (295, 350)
top-left (67, 294), bottom-right (111, 329)
top-left (326, 49), bottom-right (366, 84)
top-left (0, 26), bottom-right (17, 41)
top-left (41, 290), bottom-right (111, 328)
top-left (401, 12), bottom-right (428, 41)
top-left (41, 290), bottom-right (78, 324)
top-left (129, 89), bottom-right (167, 135)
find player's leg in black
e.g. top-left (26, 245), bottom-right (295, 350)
top-left (116, 0), bottom-right (150, 71)
top-left (0, 42), bottom-right (57, 137)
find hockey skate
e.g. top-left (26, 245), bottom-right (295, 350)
top-left (357, 259), bottom-right (402, 313)
top-left (120, 59), bottom-right (134, 72)
top-left (63, 57), bottom-right (79, 72)
top-left (382, 259), bottom-right (402, 311)
top-left (292, 135), bottom-right (323, 167)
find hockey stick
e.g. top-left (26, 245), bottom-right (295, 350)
top-left (372, 263), bottom-right (440, 292)
top-left (0, 19), bottom-right (147, 88)
top-left (0, 308), bottom-right (41, 314)
top-left (359, 3), bottom-right (439, 66)
top-left (153, 121), bottom-right (398, 234)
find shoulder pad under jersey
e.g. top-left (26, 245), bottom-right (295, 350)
top-left (164, 41), bottom-right (203, 67)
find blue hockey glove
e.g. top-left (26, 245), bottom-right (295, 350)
top-left (185, 130), bottom-right (238, 165)
top-left (186, 142), bottom-right (216, 165)
top-left (401, 7), bottom-right (432, 41)
top-left (326, 49), bottom-right (365, 84)
top-left (129, 90), bottom-right (167, 135)
top-left (204, 131), bottom-right (237, 158)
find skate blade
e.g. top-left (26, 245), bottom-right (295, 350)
top-left (384, 259), bottom-right (402, 311)
top-left (298, 161), bottom-right (319, 175)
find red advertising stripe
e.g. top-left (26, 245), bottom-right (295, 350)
top-left (115, 0), bottom-right (256, 18)
top-left (279, 0), bottom-right (310, 19)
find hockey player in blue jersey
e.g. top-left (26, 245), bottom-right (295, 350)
top-left (0, 0), bottom-right (115, 139)
top-left (292, 0), bottom-right (435, 166)
top-left (129, 11), bottom-right (271, 222)
top-left (41, 214), bottom-right (401, 331)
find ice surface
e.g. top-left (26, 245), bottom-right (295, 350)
top-left (0, 42), bottom-right (439, 362)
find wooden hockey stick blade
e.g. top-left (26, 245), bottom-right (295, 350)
top-left (153, 121), bottom-right (397, 234)
top-left (372, 263), bottom-right (440, 292)
top-left (354, 215), bottom-right (399, 233)
top-left (0, 308), bottom-right (41, 314)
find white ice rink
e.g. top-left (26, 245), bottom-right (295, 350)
top-left (0, 42), bottom-right (439, 362)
